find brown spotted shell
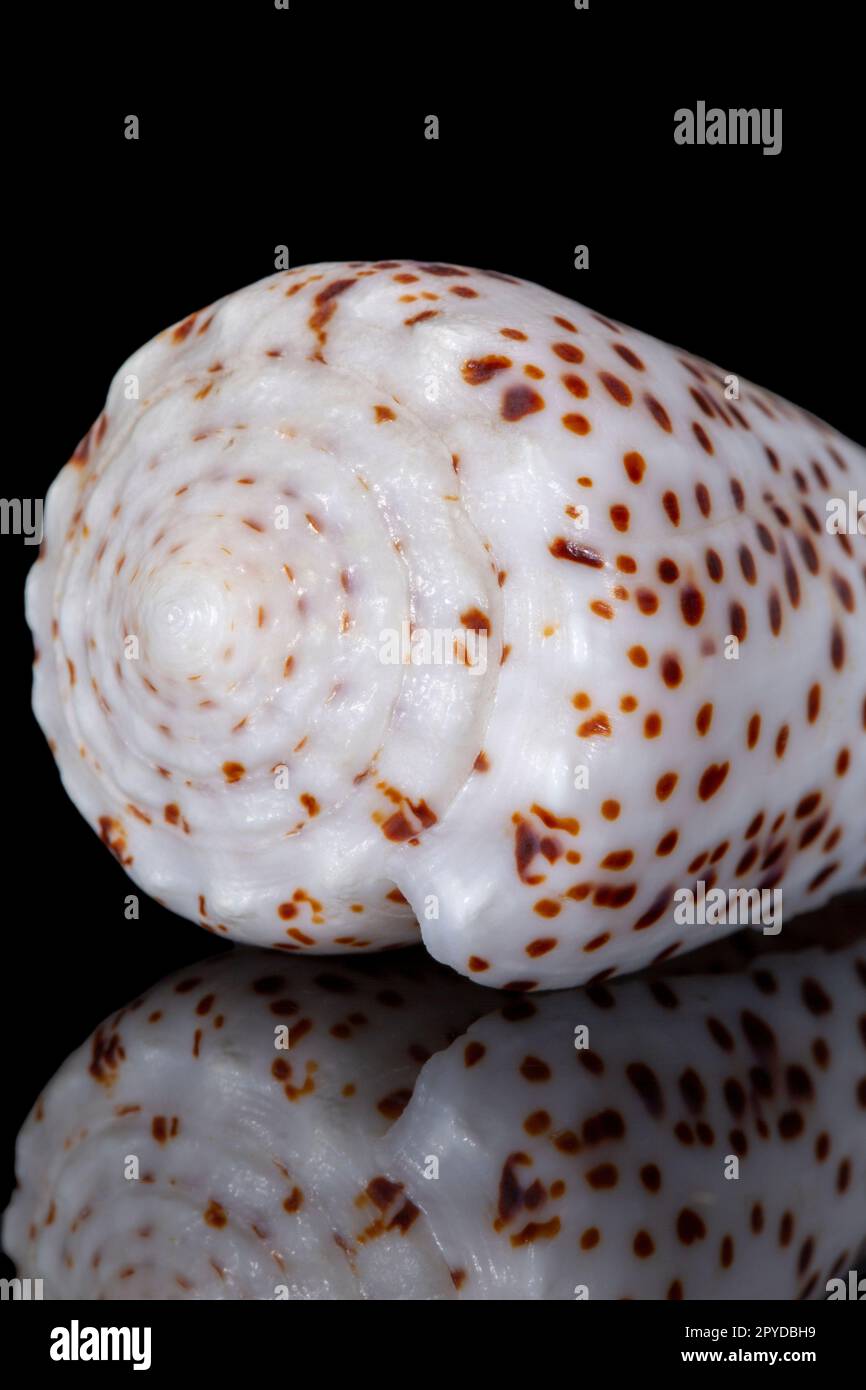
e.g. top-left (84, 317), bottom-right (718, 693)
top-left (4, 909), bottom-right (864, 1298)
top-left (27, 261), bottom-right (866, 986)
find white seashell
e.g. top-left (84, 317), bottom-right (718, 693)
top-left (2, 951), bottom-right (484, 1300)
top-left (4, 911), bottom-right (864, 1299)
top-left (27, 260), bottom-right (866, 986)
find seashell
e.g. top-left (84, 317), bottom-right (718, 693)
top-left (2, 950), bottom-right (484, 1299)
top-left (27, 260), bottom-right (865, 986)
top-left (383, 914), bottom-right (866, 1299)
top-left (4, 904), bottom-right (864, 1299)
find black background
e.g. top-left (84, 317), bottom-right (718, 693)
top-left (2, 3), bottom-right (862, 1286)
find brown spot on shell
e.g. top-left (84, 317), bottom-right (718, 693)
top-left (623, 451), bottom-right (646, 483)
top-left (502, 385), bottom-right (544, 421)
top-left (462, 355), bottom-right (512, 385)
top-left (553, 342), bottom-right (584, 363)
top-left (549, 538), bottom-right (604, 567)
top-left (203, 1200), bottom-right (227, 1229)
top-left (699, 763), bottom-right (729, 801)
top-left (598, 372), bottom-right (632, 405)
top-left (645, 394), bottom-right (673, 432)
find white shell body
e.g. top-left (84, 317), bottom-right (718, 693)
top-left (27, 260), bottom-right (866, 986)
top-left (384, 933), bottom-right (866, 1298)
top-left (4, 924), bottom-right (864, 1299)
